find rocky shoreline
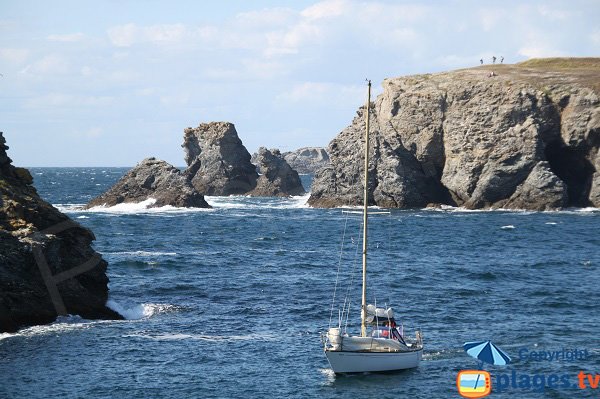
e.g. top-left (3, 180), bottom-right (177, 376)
top-left (85, 158), bottom-right (210, 209)
top-left (0, 132), bottom-right (122, 333)
top-left (309, 58), bottom-right (600, 210)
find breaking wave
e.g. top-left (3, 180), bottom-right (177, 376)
top-left (106, 300), bottom-right (178, 320)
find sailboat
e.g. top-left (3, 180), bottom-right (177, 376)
top-left (323, 80), bottom-right (423, 373)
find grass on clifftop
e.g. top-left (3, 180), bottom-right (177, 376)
top-left (463, 57), bottom-right (600, 93)
top-left (517, 57), bottom-right (600, 70)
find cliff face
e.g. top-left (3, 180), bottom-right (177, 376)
top-left (85, 158), bottom-right (209, 209)
top-left (0, 132), bottom-right (121, 332)
top-left (309, 58), bottom-right (600, 210)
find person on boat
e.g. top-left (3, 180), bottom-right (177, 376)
top-left (372, 323), bottom-right (390, 338)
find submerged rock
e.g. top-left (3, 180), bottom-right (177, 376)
top-left (250, 147), bottom-right (305, 197)
top-left (85, 158), bottom-right (209, 209)
top-left (0, 132), bottom-right (122, 333)
top-left (309, 58), bottom-right (600, 210)
top-left (183, 122), bottom-right (258, 196)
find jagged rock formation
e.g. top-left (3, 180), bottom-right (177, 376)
top-left (0, 132), bottom-right (122, 332)
top-left (183, 122), bottom-right (258, 196)
top-left (250, 147), bottom-right (305, 197)
top-left (281, 147), bottom-right (330, 174)
top-left (183, 121), bottom-right (305, 197)
top-left (85, 158), bottom-right (209, 209)
top-left (309, 58), bottom-right (600, 210)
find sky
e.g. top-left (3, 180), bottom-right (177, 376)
top-left (1, 0), bottom-right (599, 166)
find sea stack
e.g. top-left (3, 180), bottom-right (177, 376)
top-left (250, 147), bottom-right (305, 197)
top-left (182, 121), bottom-right (306, 197)
top-left (0, 132), bottom-right (122, 333)
top-left (85, 157), bottom-right (210, 209)
top-left (309, 58), bottom-right (600, 210)
top-left (183, 122), bottom-right (258, 196)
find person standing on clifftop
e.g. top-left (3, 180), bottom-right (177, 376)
top-left (480, 58), bottom-right (483, 65)
top-left (501, 56), bottom-right (504, 63)
top-left (492, 56), bottom-right (496, 64)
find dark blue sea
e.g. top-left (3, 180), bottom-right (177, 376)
top-left (1, 167), bottom-right (599, 399)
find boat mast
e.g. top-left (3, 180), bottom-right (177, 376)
top-left (361, 80), bottom-right (371, 338)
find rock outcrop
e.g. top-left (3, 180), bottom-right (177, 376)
top-left (250, 148), bottom-right (305, 197)
top-left (183, 122), bottom-right (258, 196)
top-left (183, 121), bottom-right (306, 197)
top-left (85, 158), bottom-right (209, 209)
top-left (309, 58), bottom-right (600, 210)
top-left (0, 132), bottom-right (122, 332)
top-left (281, 147), bottom-right (330, 174)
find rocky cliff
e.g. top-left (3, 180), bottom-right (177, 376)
top-left (309, 58), bottom-right (600, 210)
top-left (281, 147), bottom-right (330, 174)
top-left (183, 121), bottom-right (306, 197)
top-left (85, 158), bottom-right (209, 209)
top-left (183, 122), bottom-right (258, 196)
top-left (250, 148), bottom-right (305, 197)
top-left (0, 132), bottom-right (122, 332)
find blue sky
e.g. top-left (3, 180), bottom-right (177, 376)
top-left (1, 0), bottom-right (599, 166)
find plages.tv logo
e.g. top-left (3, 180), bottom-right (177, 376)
top-left (457, 370), bottom-right (492, 398)
top-left (457, 340), bottom-right (512, 398)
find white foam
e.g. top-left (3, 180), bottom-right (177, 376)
top-left (103, 250), bottom-right (177, 257)
top-left (0, 315), bottom-right (98, 341)
top-left (556, 207), bottom-right (600, 214)
top-left (422, 205), bottom-right (600, 214)
top-left (87, 198), bottom-right (157, 212)
top-left (501, 225), bottom-right (515, 229)
top-left (106, 300), bottom-right (177, 320)
top-left (545, 222), bottom-right (558, 225)
top-left (206, 193), bottom-right (310, 210)
top-left (123, 332), bottom-right (277, 342)
top-left (56, 198), bottom-right (214, 215)
top-left (0, 332), bottom-right (14, 341)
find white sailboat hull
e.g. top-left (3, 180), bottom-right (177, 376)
top-left (325, 348), bottom-right (422, 373)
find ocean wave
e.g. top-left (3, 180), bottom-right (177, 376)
top-left (0, 315), bottom-right (100, 341)
top-left (106, 300), bottom-right (178, 320)
top-left (103, 250), bottom-right (178, 257)
top-left (554, 207), bottom-right (600, 214)
top-left (422, 205), bottom-right (600, 214)
top-left (122, 332), bottom-right (278, 342)
top-left (55, 199), bottom-right (214, 215)
top-left (206, 193), bottom-right (310, 210)
top-left (55, 194), bottom-right (312, 214)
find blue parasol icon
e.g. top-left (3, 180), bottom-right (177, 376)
top-left (463, 340), bottom-right (511, 368)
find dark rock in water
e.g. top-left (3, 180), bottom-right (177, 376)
top-left (85, 158), bottom-right (209, 209)
top-left (250, 148), bottom-right (305, 197)
top-left (281, 147), bottom-right (330, 175)
top-left (309, 58), bottom-right (600, 210)
top-left (183, 122), bottom-right (258, 195)
top-left (253, 147), bottom-right (330, 174)
top-left (0, 132), bottom-right (122, 333)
